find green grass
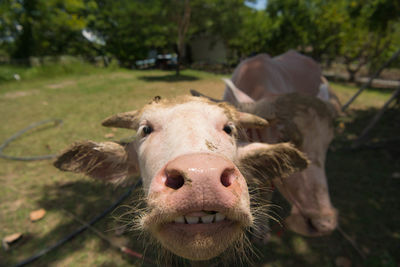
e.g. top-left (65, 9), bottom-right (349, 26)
top-left (0, 65), bottom-right (398, 266)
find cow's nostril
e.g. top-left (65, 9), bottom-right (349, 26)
top-left (220, 168), bottom-right (235, 187)
top-left (165, 170), bottom-right (185, 190)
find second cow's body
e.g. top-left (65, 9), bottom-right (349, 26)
top-left (223, 50), bottom-right (339, 236)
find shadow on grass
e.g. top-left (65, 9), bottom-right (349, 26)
top-left (334, 107), bottom-right (400, 153)
top-left (4, 180), bottom-right (156, 267)
top-left (138, 74), bottom-right (199, 82)
top-left (256, 107), bottom-right (400, 266)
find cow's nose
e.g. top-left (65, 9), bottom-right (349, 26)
top-left (162, 153), bottom-right (239, 190)
top-left (311, 210), bottom-right (338, 233)
top-left (148, 153), bottom-right (248, 221)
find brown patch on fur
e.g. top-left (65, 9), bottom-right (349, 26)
top-left (243, 93), bottom-right (336, 147)
top-left (205, 140), bottom-right (218, 151)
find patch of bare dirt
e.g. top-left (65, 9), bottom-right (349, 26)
top-left (3, 90), bottom-right (39, 99)
top-left (47, 80), bottom-right (76, 89)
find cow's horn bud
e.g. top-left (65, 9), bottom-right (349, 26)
top-left (237, 112), bottom-right (269, 129)
top-left (102, 110), bottom-right (139, 129)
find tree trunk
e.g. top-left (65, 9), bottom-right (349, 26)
top-left (12, 0), bottom-right (38, 65)
top-left (175, 0), bottom-right (191, 76)
top-left (348, 70), bottom-right (356, 83)
top-left (176, 53), bottom-right (180, 76)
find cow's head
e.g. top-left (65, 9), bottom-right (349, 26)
top-left (192, 80), bottom-right (338, 237)
top-left (54, 96), bottom-right (308, 261)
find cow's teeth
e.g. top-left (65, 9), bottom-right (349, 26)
top-left (185, 216), bottom-right (199, 224)
top-left (174, 216), bottom-right (185, 223)
top-left (201, 214), bottom-right (214, 224)
top-left (215, 213), bottom-right (225, 222)
top-left (178, 213), bottom-right (226, 224)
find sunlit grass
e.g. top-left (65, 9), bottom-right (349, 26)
top-left (330, 82), bottom-right (393, 109)
top-left (0, 66), bottom-right (398, 266)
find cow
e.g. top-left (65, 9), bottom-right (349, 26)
top-left (54, 96), bottom-right (309, 262)
top-left (192, 50), bottom-right (340, 238)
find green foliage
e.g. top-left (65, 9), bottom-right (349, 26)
top-left (233, 0), bottom-right (400, 77)
top-left (0, 0), bottom-right (399, 74)
top-left (87, 0), bottom-right (170, 67)
top-left (337, 0), bottom-right (400, 79)
top-left (229, 9), bottom-right (273, 57)
top-left (0, 0), bottom-right (96, 62)
top-left (229, 0), bottom-right (349, 61)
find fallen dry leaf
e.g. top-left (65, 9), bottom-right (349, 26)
top-left (3, 233), bottom-right (23, 244)
top-left (30, 208), bottom-right (46, 222)
top-left (337, 122), bottom-right (345, 134)
top-left (2, 233), bottom-right (23, 251)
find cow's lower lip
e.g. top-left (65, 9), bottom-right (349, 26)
top-left (160, 219), bottom-right (238, 237)
top-left (155, 219), bottom-right (243, 260)
top-left (306, 217), bottom-right (319, 234)
top-left (285, 214), bottom-right (329, 237)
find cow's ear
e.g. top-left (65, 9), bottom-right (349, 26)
top-left (237, 142), bottom-right (309, 181)
top-left (54, 141), bottom-right (139, 183)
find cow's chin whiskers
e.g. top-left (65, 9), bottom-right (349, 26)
top-left (246, 183), bottom-right (282, 243)
top-left (112, 189), bottom-right (258, 263)
top-left (142, 231), bottom-right (256, 267)
top-left (136, 205), bottom-right (254, 261)
top-left (111, 187), bottom-right (149, 232)
top-left (113, 198), bottom-right (263, 264)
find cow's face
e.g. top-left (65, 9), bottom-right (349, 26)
top-left (54, 96), bottom-right (308, 261)
top-left (272, 102), bottom-right (338, 236)
top-left (130, 98), bottom-right (256, 260)
top-left (212, 81), bottom-right (339, 237)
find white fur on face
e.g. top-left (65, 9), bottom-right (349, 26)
top-left (134, 101), bottom-right (238, 192)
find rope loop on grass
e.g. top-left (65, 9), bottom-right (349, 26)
top-left (0, 119), bottom-right (63, 161)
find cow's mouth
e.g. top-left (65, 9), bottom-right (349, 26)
top-left (306, 217), bottom-right (319, 234)
top-left (161, 210), bottom-right (239, 237)
top-left (285, 212), bottom-right (337, 237)
top-left (150, 210), bottom-right (245, 260)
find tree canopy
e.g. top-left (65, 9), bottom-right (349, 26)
top-left (1, 0), bottom-right (399, 75)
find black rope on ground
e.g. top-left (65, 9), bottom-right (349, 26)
top-left (13, 179), bottom-right (142, 267)
top-left (0, 119), bottom-right (63, 161)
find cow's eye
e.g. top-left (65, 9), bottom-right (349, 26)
top-left (223, 125), bottom-right (233, 135)
top-left (142, 125), bottom-right (153, 136)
